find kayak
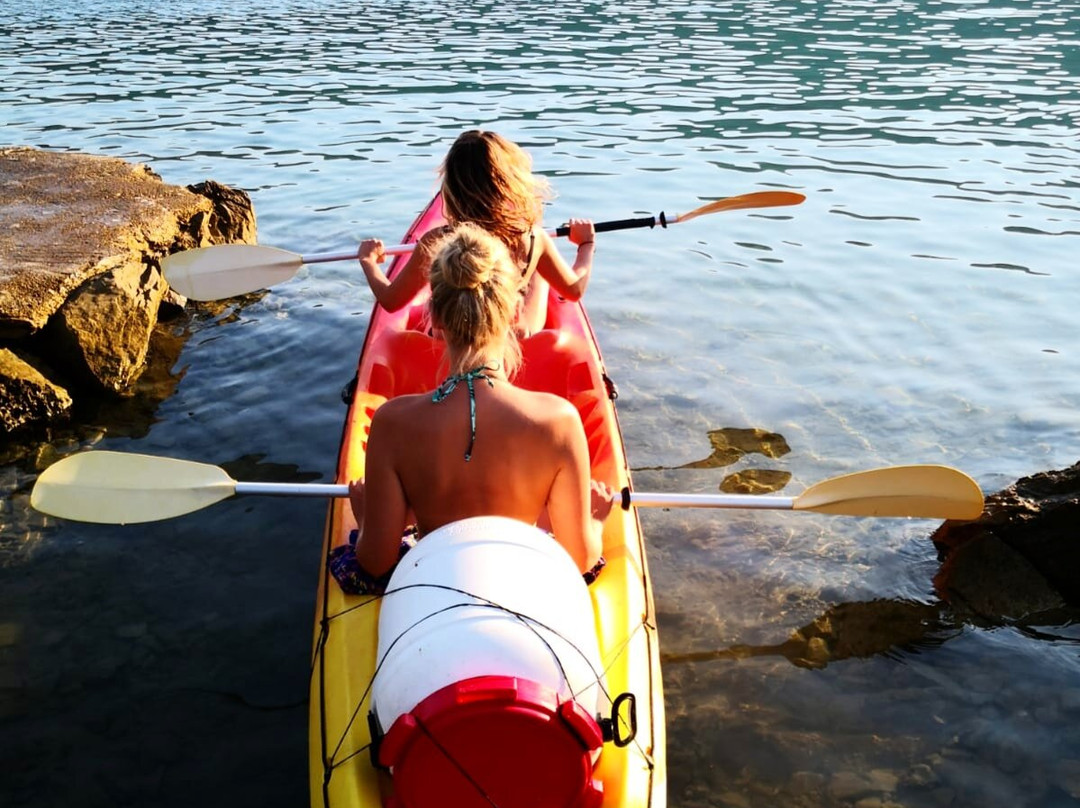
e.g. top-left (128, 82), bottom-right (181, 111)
top-left (308, 195), bottom-right (666, 808)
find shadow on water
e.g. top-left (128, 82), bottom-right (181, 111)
top-left (662, 598), bottom-right (960, 670)
top-left (0, 286), bottom-right (321, 806)
top-left (0, 292), bottom-right (269, 466)
top-left (1, 322), bottom-right (187, 468)
top-left (662, 595), bottom-right (1080, 672)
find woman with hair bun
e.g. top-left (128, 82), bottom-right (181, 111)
top-left (334, 224), bottom-right (611, 595)
top-left (358, 129), bottom-right (596, 336)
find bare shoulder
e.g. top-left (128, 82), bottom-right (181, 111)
top-left (535, 227), bottom-right (560, 254)
top-left (371, 392), bottom-right (429, 430)
top-left (509, 387), bottom-right (582, 430)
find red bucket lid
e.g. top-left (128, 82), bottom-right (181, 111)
top-left (379, 675), bottom-right (604, 808)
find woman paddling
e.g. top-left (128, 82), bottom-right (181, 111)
top-left (358, 129), bottom-right (597, 336)
top-left (332, 223), bottom-right (612, 595)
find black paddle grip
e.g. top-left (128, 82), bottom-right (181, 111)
top-left (555, 212), bottom-right (667, 237)
top-left (620, 486), bottom-right (632, 511)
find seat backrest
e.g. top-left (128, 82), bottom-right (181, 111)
top-left (365, 330), bottom-right (446, 399)
top-left (515, 329), bottom-right (600, 401)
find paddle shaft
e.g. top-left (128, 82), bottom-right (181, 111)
top-left (235, 482), bottom-right (791, 509)
top-left (234, 486), bottom-right (972, 517)
top-left (622, 489), bottom-right (795, 510)
top-left (298, 213), bottom-right (674, 265)
top-left (236, 482), bottom-right (348, 497)
top-left (554, 213), bottom-right (668, 237)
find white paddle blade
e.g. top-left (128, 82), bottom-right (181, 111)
top-left (794, 464), bottom-right (984, 520)
top-left (31, 451), bottom-right (237, 524)
top-left (162, 244), bottom-right (304, 301)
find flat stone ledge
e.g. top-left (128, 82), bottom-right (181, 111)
top-left (0, 147), bottom-right (255, 433)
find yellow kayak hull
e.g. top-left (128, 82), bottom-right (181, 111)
top-left (309, 195), bottom-right (666, 807)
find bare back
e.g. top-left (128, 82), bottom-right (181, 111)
top-left (357, 379), bottom-right (598, 574)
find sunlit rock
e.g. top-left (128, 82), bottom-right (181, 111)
top-left (0, 147), bottom-right (255, 431)
top-left (0, 348), bottom-right (72, 431)
top-left (44, 259), bottom-right (169, 394)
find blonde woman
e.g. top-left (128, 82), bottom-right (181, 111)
top-left (333, 224), bottom-right (610, 596)
top-left (359, 130), bottom-right (596, 335)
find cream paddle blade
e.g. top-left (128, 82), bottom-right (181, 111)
top-left (162, 242), bottom-right (418, 301)
top-left (32, 451), bottom-right (237, 524)
top-left (624, 464), bottom-right (984, 520)
top-left (793, 464), bottom-right (984, 519)
top-left (162, 244), bottom-right (304, 301)
top-left (30, 451), bottom-right (348, 524)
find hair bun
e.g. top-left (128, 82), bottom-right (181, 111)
top-left (434, 224), bottom-right (499, 291)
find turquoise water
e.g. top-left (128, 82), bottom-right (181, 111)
top-left (2, 1), bottom-right (1079, 806)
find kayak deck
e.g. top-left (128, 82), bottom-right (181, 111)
top-left (309, 195), bottom-right (666, 807)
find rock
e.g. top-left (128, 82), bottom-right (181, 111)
top-left (933, 532), bottom-right (1065, 620)
top-left (186, 180), bottom-right (257, 245)
top-left (0, 348), bottom-right (72, 431)
top-left (867, 768), bottom-right (900, 793)
top-left (829, 771), bottom-right (876, 801)
top-left (790, 771), bottom-right (826, 793)
top-left (115, 622), bottom-right (148, 640)
top-left (932, 461), bottom-right (1080, 614)
top-left (0, 147), bottom-right (255, 429)
top-left (44, 259), bottom-right (169, 394)
top-left (1060, 758), bottom-right (1080, 798)
top-left (902, 763), bottom-right (939, 788)
top-left (0, 622), bottom-right (20, 648)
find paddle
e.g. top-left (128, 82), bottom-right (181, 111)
top-left (162, 190), bottom-right (806, 301)
top-left (30, 452), bottom-right (982, 525)
top-left (625, 464), bottom-right (984, 520)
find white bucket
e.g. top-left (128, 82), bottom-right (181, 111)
top-left (371, 516), bottom-right (603, 731)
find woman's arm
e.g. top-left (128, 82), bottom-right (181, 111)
top-left (358, 229), bottom-right (439, 312)
top-left (534, 219), bottom-right (596, 301)
top-left (349, 406), bottom-right (411, 577)
top-left (545, 403), bottom-right (605, 572)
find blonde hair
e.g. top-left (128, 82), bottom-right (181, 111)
top-left (440, 130), bottom-right (552, 263)
top-left (429, 223), bottom-right (523, 377)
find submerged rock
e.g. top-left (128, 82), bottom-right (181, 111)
top-left (932, 461), bottom-right (1080, 617)
top-left (0, 147), bottom-right (255, 431)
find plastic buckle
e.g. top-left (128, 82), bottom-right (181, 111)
top-left (599, 692), bottom-right (637, 748)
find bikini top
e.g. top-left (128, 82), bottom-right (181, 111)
top-left (431, 364), bottom-right (498, 461)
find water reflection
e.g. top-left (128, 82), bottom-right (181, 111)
top-left (3, 0), bottom-right (1080, 806)
top-left (637, 426), bottom-right (791, 469)
top-left (219, 453), bottom-right (322, 486)
top-left (636, 425), bottom-right (794, 494)
top-left (663, 598), bottom-right (956, 670)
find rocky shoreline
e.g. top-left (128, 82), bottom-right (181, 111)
top-left (0, 147), bottom-right (255, 434)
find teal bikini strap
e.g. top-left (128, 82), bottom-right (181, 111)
top-left (431, 365), bottom-right (497, 461)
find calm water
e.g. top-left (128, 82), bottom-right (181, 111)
top-left (3, 1), bottom-right (1080, 806)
